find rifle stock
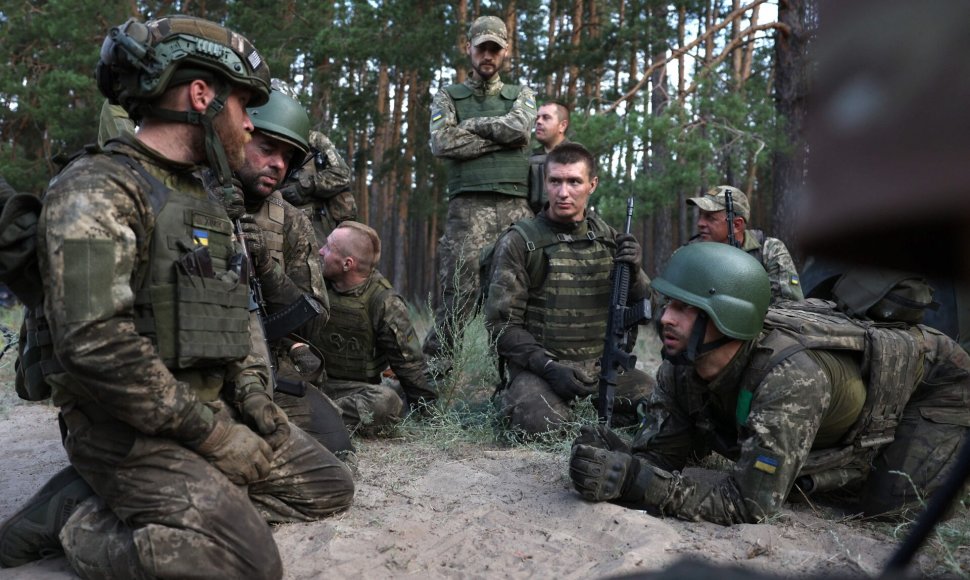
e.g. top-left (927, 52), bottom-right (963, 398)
top-left (597, 197), bottom-right (652, 426)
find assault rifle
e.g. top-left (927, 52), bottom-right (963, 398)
top-left (598, 197), bottom-right (652, 426)
top-left (723, 187), bottom-right (740, 249)
top-left (234, 219), bottom-right (324, 397)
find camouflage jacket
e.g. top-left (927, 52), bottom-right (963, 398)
top-left (323, 272), bottom-right (435, 402)
top-left (429, 73), bottom-right (537, 160)
top-left (742, 230), bottom-right (803, 304)
top-left (485, 210), bottom-right (651, 371)
top-left (38, 136), bottom-right (269, 447)
top-left (627, 317), bottom-right (970, 525)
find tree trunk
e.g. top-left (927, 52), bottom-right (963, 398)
top-left (771, 0), bottom-right (816, 265)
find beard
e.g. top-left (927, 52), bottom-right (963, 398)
top-left (213, 112), bottom-right (251, 172)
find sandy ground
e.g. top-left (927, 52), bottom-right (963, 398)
top-left (0, 397), bottom-right (957, 579)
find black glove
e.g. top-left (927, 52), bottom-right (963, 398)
top-left (289, 343), bottom-right (322, 376)
top-left (238, 390), bottom-right (291, 450)
top-left (614, 233), bottom-right (643, 270)
top-left (569, 444), bottom-right (640, 502)
top-left (278, 173), bottom-right (314, 207)
top-left (238, 215), bottom-right (271, 275)
top-left (539, 360), bottom-right (596, 400)
top-left (573, 424), bottom-right (631, 454)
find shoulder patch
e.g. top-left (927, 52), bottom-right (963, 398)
top-left (525, 98), bottom-right (536, 109)
top-left (431, 111), bottom-right (443, 123)
top-left (753, 454), bottom-right (781, 475)
top-left (789, 274), bottom-right (800, 286)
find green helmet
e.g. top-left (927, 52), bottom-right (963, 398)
top-left (653, 242), bottom-right (770, 340)
top-left (96, 15), bottom-right (271, 116)
top-left (248, 87), bottom-right (311, 157)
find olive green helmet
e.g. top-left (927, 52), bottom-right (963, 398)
top-left (96, 15), bottom-right (271, 117)
top-left (653, 242), bottom-right (770, 340)
top-left (248, 85), bottom-right (311, 157)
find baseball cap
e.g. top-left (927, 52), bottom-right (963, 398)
top-left (469, 16), bottom-right (508, 48)
top-left (687, 186), bottom-right (750, 221)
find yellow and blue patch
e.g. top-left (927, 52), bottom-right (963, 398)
top-left (753, 455), bottom-right (779, 475)
top-left (790, 274), bottom-right (800, 286)
top-left (192, 229), bottom-right (209, 247)
top-left (431, 111), bottom-right (443, 123)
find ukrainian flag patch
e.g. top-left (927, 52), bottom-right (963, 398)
top-left (753, 455), bottom-right (779, 474)
top-left (432, 111), bottom-right (443, 123)
top-left (525, 98), bottom-right (536, 109)
top-left (192, 229), bottom-right (209, 247)
top-left (790, 274), bottom-right (800, 285)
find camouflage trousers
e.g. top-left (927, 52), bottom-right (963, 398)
top-left (324, 378), bottom-right (404, 434)
top-left (275, 386), bottom-right (354, 455)
top-left (498, 361), bottom-right (656, 438)
top-left (58, 400), bottom-right (354, 579)
top-left (857, 328), bottom-right (970, 516)
top-left (423, 193), bottom-right (533, 361)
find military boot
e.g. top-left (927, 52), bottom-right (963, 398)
top-left (0, 465), bottom-right (94, 567)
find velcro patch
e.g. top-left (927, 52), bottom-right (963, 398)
top-left (525, 99), bottom-right (536, 109)
top-left (431, 112), bottom-right (443, 122)
top-left (753, 454), bottom-right (780, 474)
top-left (790, 274), bottom-right (800, 285)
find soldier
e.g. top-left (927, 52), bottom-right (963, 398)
top-left (235, 82), bottom-right (354, 458)
top-left (527, 101), bottom-right (570, 213)
top-left (485, 143), bottom-right (654, 438)
top-left (318, 221), bottom-right (437, 432)
top-left (687, 185), bottom-right (803, 304)
top-left (270, 79), bottom-right (355, 248)
top-left (424, 15), bottom-right (537, 370)
top-left (0, 16), bottom-right (353, 577)
top-left (569, 242), bottom-right (970, 525)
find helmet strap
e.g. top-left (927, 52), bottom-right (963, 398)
top-left (666, 311), bottom-right (735, 364)
top-left (139, 84), bottom-right (237, 202)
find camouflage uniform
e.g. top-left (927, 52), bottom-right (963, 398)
top-left (485, 210), bottom-right (654, 436)
top-left (40, 137), bottom-right (354, 576)
top-left (424, 73), bottom-right (537, 361)
top-left (247, 190), bottom-right (353, 454)
top-left (279, 130), bottom-right (355, 247)
top-left (741, 230), bottom-right (804, 304)
top-left (625, 307), bottom-right (970, 525)
top-left (319, 271), bottom-right (435, 431)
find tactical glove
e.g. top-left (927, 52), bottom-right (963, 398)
top-left (237, 215), bottom-right (272, 275)
top-left (614, 233), bottom-right (643, 269)
top-left (569, 444), bottom-right (640, 502)
top-left (289, 343), bottom-right (323, 376)
top-left (540, 360), bottom-right (596, 400)
top-left (572, 424), bottom-right (631, 454)
top-left (238, 390), bottom-right (291, 450)
top-left (195, 420), bottom-right (274, 485)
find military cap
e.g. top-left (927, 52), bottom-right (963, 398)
top-left (469, 16), bottom-right (508, 49)
top-left (687, 186), bottom-right (750, 221)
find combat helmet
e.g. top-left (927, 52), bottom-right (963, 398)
top-left (96, 15), bottom-right (270, 194)
top-left (96, 15), bottom-right (270, 117)
top-left (653, 242), bottom-right (770, 360)
top-left (248, 80), bottom-right (311, 162)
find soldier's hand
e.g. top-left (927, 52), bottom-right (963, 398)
top-left (614, 233), bottom-right (643, 270)
top-left (238, 215), bottom-right (271, 275)
top-left (238, 390), bottom-right (291, 450)
top-left (539, 360), bottom-right (596, 400)
top-left (573, 424), bottom-right (631, 454)
top-left (289, 343), bottom-right (322, 376)
top-left (195, 420), bottom-right (274, 485)
top-left (569, 444), bottom-right (638, 502)
top-left (278, 174), bottom-right (313, 206)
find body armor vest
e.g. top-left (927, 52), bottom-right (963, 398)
top-left (124, 156), bottom-right (252, 369)
top-left (444, 83), bottom-right (529, 198)
top-left (518, 215), bottom-right (617, 361)
top-left (320, 274), bottom-right (393, 382)
top-left (736, 300), bottom-right (924, 474)
top-left (251, 191), bottom-right (287, 269)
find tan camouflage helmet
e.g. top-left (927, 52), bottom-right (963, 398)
top-left (96, 15), bottom-right (270, 116)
